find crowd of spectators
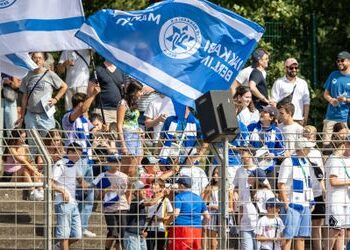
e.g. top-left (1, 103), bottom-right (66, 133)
top-left (1, 49), bottom-right (350, 250)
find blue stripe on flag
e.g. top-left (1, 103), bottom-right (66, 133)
top-left (5, 54), bottom-right (33, 70)
top-left (0, 17), bottom-right (84, 35)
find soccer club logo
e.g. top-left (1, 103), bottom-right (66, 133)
top-left (0, 0), bottom-right (16, 9)
top-left (159, 17), bottom-right (202, 59)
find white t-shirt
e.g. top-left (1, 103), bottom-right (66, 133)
top-left (233, 166), bottom-right (259, 231)
top-left (238, 107), bottom-right (260, 126)
top-left (256, 216), bottom-right (285, 250)
top-left (278, 122), bottom-right (303, 152)
top-left (93, 170), bottom-right (130, 212)
top-left (147, 197), bottom-right (173, 231)
top-left (308, 148), bottom-right (324, 197)
top-left (59, 50), bottom-right (90, 88)
top-left (180, 167), bottom-right (209, 196)
top-left (271, 76), bottom-right (310, 120)
top-left (236, 66), bottom-right (267, 86)
top-left (325, 155), bottom-right (350, 205)
top-left (144, 94), bottom-right (175, 142)
top-left (52, 158), bottom-right (83, 204)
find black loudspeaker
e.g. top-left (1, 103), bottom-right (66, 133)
top-left (195, 90), bottom-right (240, 143)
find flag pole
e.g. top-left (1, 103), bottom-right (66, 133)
top-left (89, 50), bottom-right (106, 124)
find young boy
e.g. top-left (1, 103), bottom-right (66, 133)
top-left (92, 157), bottom-right (130, 250)
top-left (51, 142), bottom-right (89, 250)
top-left (256, 198), bottom-right (285, 250)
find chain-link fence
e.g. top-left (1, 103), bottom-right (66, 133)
top-left (0, 127), bottom-right (349, 250)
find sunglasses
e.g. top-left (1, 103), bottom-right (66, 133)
top-left (337, 59), bottom-right (346, 63)
top-left (287, 66), bottom-right (298, 70)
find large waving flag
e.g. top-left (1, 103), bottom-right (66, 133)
top-left (76, 0), bottom-right (264, 107)
top-left (0, 53), bottom-right (37, 78)
top-left (0, 0), bottom-right (88, 55)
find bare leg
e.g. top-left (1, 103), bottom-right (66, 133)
top-left (295, 238), bottom-right (304, 250)
top-left (312, 219), bottom-right (324, 250)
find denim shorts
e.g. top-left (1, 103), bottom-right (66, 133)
top-left (281, 204), bottom-right (311, 239)
top-left (55, 202), bottom-right (82, 239)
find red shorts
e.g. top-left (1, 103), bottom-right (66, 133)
top-left (168, 226), bottom-right (202, 250)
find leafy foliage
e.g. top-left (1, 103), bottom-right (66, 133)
top-left (81, 0), bottom-right (350, 129)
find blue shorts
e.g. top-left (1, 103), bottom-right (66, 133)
top-left (281, 204), bottom-right (311, 239)
top-left (55, 202), bottom-right (82, 239)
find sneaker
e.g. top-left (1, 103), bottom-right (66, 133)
top-left (35, 189), bottom-right (44, 201)
top-left (29, 190), bottom-right (36, 201)
top-left (83, 229), bottom-right (96, 237)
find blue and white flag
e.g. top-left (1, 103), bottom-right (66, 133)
top-left (0, 0), bottom-right (88, 55)
top-left (0, 53), bottom-right (37, 78)
top-left (76, 0), bottom-right (264, 107)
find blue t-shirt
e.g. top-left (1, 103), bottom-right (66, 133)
top-left (324, 71), bottom-right (350, 122)
top-left (174, 191), bottom-right (208, 228)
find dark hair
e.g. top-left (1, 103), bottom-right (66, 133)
top-left (333, 122), bottom-right (347, 133)
top-left (3, 129), bottom-right (25, 161)
top-left (71, 92), bottom-right (87, 108)
top-left (233, 85), bottom-right (256, 113)
top-left (90, 113), bottom-right (103, 124)
top-left (278, 102), bottom-right (295, 116)
top-left (125, 79), bottom-right (143, 110)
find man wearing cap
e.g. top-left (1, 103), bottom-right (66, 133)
top-left (278, 137), bottom-right (315, 250)
top-left (322, 51), bottom-right (350, 146)
top-left (248, 48), bottom-right (271, 111)
top-left (271, 57), bottom-right (310, 125)
top-left (167, 175), bottom-right (210, 250)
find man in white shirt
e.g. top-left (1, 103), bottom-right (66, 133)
top-left (278, 103), bottom-right (304, 155)
top-left (144, 92), bottom-right (175, 145)
top-left (57, 49), bottom-right (91, 110)
top-left (271, 58), bottom-right (310, 125)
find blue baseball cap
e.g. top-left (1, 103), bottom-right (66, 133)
top-left (265, 197), bottom-right (283, 208)
top-left (176, 175), bottom-right (192, 188)
top-left (248, 168), bottom-right (267, 184)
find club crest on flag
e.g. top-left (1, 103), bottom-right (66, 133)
top-left (0, 0), bottom-right (16, 9)
top-left (159, 17), bottom-right (202, 59)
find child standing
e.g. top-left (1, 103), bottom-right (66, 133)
top-left (256, 198), bottom-right (285, 250)
top-left (51, 143), bottom-right (89, 250)
top-left (93, 158), bottom-right (130, 250)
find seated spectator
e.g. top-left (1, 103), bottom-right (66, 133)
top-left (234, 85), bottom-right (260, 126)
top-left (256, 198), bottom-right (285, 250)
top-left (202, 166), bottom-right (234, 250)
top-left (116, 79), bottom-right (144, 158)
top-left (2, 129), bottom-right (43, 201)
top-left (167, 175), bottom-right (210, 250)
top-left (325, 135), bottom-right (350, 250)
top-left (323, 122), bottom-right (348, 156)
top-left (278, 137), bottom-right (315, 250)
top-left (93, 157), bottom-right (129, 250)
top-left (51, 142), bottom-right (89, 250)
top-left (146, 179), bottom-right (173, 250)
top-left (278, 103), bottom-right (303, 155)
top-left (144, 92), bottom-right (175, 148)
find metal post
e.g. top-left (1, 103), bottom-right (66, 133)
top-left (219, 137), bottom-right (229, 249)
top-left (31, 129), bottom-right (52, 250)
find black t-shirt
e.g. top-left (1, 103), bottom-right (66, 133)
top-left (125, 197), bottom-right (147, 235)
top-left (94, 65), bottom-right (124, 109)
top-left (249, 68), bottom-right (268, 111)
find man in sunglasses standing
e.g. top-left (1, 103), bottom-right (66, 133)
top-left (271, 58), bottom-right (310, 126)
top-left (322, 51), bottom-right (350, 147)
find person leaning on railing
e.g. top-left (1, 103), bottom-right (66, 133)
top-left (2, 129), bottom-right (44, 201)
